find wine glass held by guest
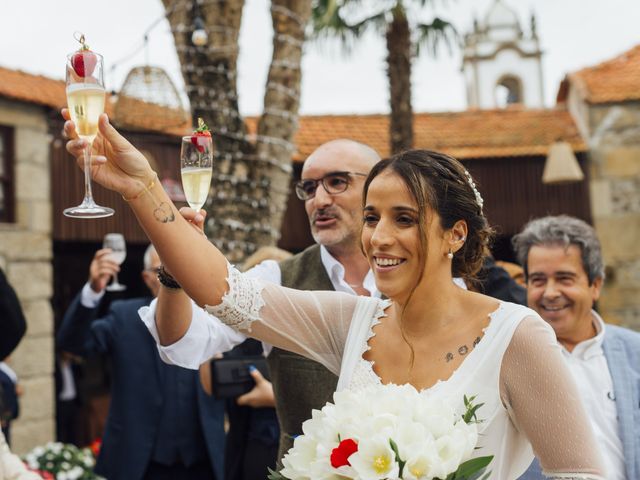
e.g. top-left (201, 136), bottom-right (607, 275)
top-left (63, 113), bottom-right (606, 479)
top-left (103, 233), bottom-right (127, 291)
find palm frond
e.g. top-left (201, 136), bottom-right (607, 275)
top-left (415, 17), bottom-right (458, 57)
top-left (311, 0), bottom-right (389, 52)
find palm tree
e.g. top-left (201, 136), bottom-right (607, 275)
top-left (162, 0), bottom-right (311, 261)
top-left (312, 0), bottom-right (456, 154)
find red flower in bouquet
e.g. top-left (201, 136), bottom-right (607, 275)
top-left (90, 437), bottom-right (102, 457)
top-left (330, 438), bottom-right (358, 468)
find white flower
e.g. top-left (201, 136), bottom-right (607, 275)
top-left (349, 435), bottom-right (399, 480)
top-left (32, 446), bottom-right (45, 457)
top-left (281, 435), bottom-right (318, 479)
top-left (403, 448), bottom-right (440, 480)
top-left (58, 473), bottom-right (69, 480)
top-left (68, 466), bottom-right (84, 479)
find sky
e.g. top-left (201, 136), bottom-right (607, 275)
top-left (1, 0), bottom-right (638, 116)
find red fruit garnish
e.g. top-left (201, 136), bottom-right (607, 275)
top-left (71, 34), bottom-right (97, 78)
top-left (190, 118), bottom-right (212, 153)
top-left (330, 438), bottom-right (358, 468)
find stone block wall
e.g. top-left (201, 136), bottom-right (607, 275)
top-left (586, 103), bottom-right (640, 330)
top-left (0, 98), bottom-right (54, 453)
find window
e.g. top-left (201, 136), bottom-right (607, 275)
top-left (0, 126), bottom-right (15, 223)
top-left (495, 75), bottom-right (522, 108)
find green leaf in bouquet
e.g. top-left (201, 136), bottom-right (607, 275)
top-left (388, 438), bottom-right (406, 477)
top-left (462, 395), bottom-right (485, 424)
top-left (267, 467), bottom-right (288, 480)
top-left (444, 455), bottom-right (494, 479)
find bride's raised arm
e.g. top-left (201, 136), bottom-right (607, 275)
top-left (65, 113), bottom-right (232, 309)
top-left (63, 112), bottom-right (360, 373)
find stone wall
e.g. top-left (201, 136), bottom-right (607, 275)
top-left (585, 102), bottom-right (640, 330)
top-left (0, 98), bottom-right (54, 453)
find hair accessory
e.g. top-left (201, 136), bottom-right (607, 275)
top-left (156, 265), bottom-right (181, 290)
top-left (463, 170), bottom-right (484, 212)
top-left (447, 249), bottom-right (454, 260)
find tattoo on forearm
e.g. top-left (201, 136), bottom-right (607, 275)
top-left (445, 336), bottom-right (482, 362)
top-left (153, 202), bottom-right (175, 223)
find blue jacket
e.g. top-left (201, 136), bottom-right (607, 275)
top-left (57, 293), bottom-right (226, 480)
top-left (519, 323), bottom-right (640, 479)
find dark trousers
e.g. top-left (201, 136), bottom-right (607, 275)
top-left (239, 438), bottom-right (278, 480)
top-left (143, 460), bottom-right (215, 480)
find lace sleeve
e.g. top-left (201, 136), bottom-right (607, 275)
top-left (205, 263), bottom-right (358, 375)
top-left (500, 316), bottom-right (606, 479)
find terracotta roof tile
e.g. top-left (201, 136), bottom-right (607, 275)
top-left (249, 106), bottom-right (585, 162)
top-left (0, 66), bottom-right (189, 136)
top-left (1, 66), bottom-right (584, 161)
top-left (562, 44), bottom-right (640, 104)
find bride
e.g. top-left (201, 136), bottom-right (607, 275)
top-left (64, 112), bottom-right (604, 479)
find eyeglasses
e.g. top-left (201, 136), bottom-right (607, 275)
top-left (294, 171), bottom-right (368, 201)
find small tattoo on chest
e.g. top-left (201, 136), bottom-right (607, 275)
top-left (445, 336), bottom-right (482, 362)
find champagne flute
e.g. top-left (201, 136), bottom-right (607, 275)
top-left (180, 126), bottom-right (213, 212)
top-left (64, 34), bottom-right (114, 218)
top-left (103, 233), bottom-right (126, 291)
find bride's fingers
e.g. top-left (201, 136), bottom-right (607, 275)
top-left (63, 120), bottom-right (79, 141)
top-left (74, 154), bottom-right (108, 169)
top-left (66, 138), bottom-right (87, 158)
top-left (61, 108), bottom-right (71, 122)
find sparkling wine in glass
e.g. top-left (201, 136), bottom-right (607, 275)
top-left (103, 233), bottom-right (126, 292)
top-left (64, 34), bottom-right (114, 218)
top-left (181, 120), bottom-right (213, 211)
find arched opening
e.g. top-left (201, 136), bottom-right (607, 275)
top-left (495, 75), bottom-right (522, 107)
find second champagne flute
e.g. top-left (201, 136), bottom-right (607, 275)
top-left (64, 34), bottom-right (114, 218)
top-left (103, 233), bottom-right (127, 291)
top-left (181, 118), bottom-right (213, 212)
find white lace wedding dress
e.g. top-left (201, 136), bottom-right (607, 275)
top-left (149, 265), bottom-right (606, 479)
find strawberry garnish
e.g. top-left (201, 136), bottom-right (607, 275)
top-left (190, 118), bottom-right (212, 153)
top-left (71, 34), bottom-right (97, 78)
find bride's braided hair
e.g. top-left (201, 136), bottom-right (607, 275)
top-left (363, 149), bottom-right (493, 283)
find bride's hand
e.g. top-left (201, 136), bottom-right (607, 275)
top-left (63, 109), bottom-right (155, 198)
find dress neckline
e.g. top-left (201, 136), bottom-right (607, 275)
top-left (361, 300), bottom-right (506, 394)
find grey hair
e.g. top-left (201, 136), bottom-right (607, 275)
top-left (512, 215), bottom-right (605, 284)
top-left (143, 244), bottom-right (157, 271)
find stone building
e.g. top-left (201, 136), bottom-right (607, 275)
top-left (0, 69), bottom-right (56, 452)
top-left (558, 45), bottom-right (640, 329)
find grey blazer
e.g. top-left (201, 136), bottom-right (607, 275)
top-left (519, 323), bottom-right (640, 479)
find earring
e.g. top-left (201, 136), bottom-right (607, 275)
top-left (447, 248), bottom-right (454, 259)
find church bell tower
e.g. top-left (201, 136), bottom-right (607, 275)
top-left (462, 0), bottom-right (544, 109)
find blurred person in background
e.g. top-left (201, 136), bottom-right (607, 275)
top-left (57, 245), bottom-right (243, 480)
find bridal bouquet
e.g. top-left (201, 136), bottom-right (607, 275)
top-left (23, 442), bottom-right (102, 480)
top-left (269, 384), bottom-right (493, 480)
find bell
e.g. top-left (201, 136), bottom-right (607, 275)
top-left (542, 141), bottom-right (584, 184)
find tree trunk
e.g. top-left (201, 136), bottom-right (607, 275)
top-left (162, 0), bottom-right (309, 262)
top-left (256, 0), bottom-right (311, 241)
top-left (386, 5), bottom-right (413, 154)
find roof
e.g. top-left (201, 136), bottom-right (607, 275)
top-left (0, 65), bottom-right (189, 136)
top-left (249, 106), bottom-right (586, 162)
top-left (1, 66), bottom-right (584, 162)
top-left (557, 44), bottom-right (640, 104)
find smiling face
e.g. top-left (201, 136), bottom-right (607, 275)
top-left (302, 141), bottom-right (377, 251)
top-left (362, 170), bottom-right (449, 301)
top-left (526, 244), bottom-right (602, 348)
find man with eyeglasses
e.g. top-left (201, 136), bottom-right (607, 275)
top-left (142, 139), bottom-right (382, 469)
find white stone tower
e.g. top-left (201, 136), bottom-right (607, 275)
top-left (462, 0), bottom-right (544, 109)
